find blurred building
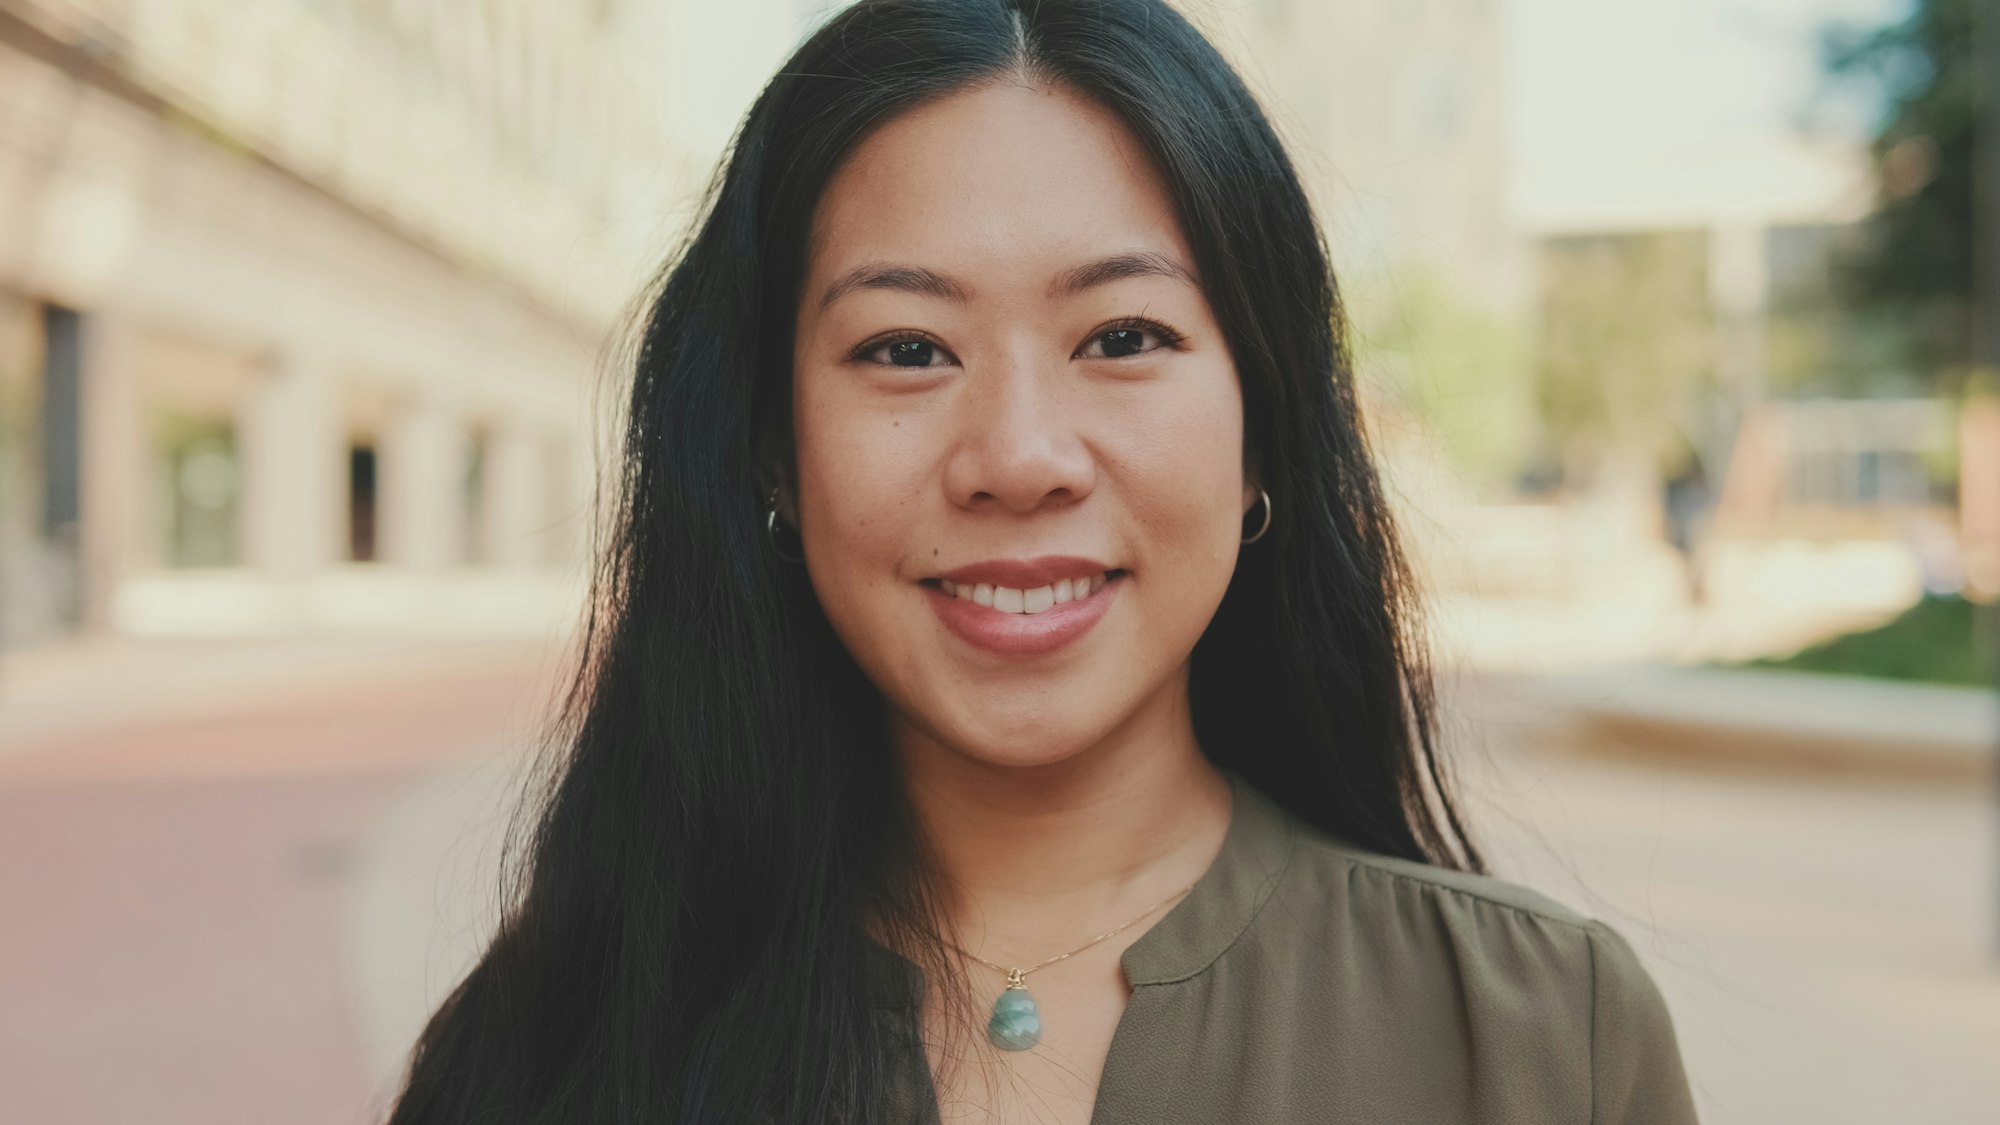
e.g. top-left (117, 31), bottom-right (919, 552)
top-left (0, 0), bottom-right (807, 643)
top-left (1530, 139), bottom-right (1877, 469)
top-left (1525, 137), bottom-right (1970, 570)
top-left (1196, 0), bottom-right (1520, 308)
top-left (1189, 0), bottom-right (1532, 593)
top-left (1517, 135), bottom-right (1984, 656)
top-left (0, 0), bottom-right (1515, 645)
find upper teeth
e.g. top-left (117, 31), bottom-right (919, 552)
top-left (939, 573), bottom-right (1112, 614)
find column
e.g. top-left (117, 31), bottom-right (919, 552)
top-left (378, 393), bottom-right (466, 572)
top-left (74, 307), bottom-right (142, 632)
top-left (478, 418), bottom-right (548, 569)
top-left (237, 347), bottom-right (343, 578)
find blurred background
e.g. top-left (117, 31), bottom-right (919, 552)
top-left (0, 0), bottom-right (1994, 1121)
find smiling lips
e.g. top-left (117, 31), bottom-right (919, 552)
top-left (921, 554), bottom-right (1126, 655)
top-left (936, 571), bottom-right (1115, 614)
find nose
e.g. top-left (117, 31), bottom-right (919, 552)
top-left (941, 352), bottom-right (1095, 515)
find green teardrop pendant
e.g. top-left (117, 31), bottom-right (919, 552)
top-left (986, 978), bottom-right (1043, 1051)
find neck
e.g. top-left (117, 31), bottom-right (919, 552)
top-left (891, 671), bottom-right (1233, 955)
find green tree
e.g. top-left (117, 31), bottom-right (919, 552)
top-left (1345, 267), bottom-right (1538, 497)
top-left (1764, 222), bottom-right (1927, 398)
top-left (1534, 231), bottom-right (1715, 485)
top-left (1821, 0), bottom-right (1978, 386)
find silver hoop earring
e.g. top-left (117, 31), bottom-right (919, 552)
top-left (766, 487), bottom-right (805, 562)
top-left (1241, 488), bottom-right (1271, 545)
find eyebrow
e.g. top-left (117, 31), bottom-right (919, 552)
top-left (815, 250), bottom-right (1200, 312)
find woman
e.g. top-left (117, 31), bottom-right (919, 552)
top-left (387, 1), bottom-right (1699, 1122)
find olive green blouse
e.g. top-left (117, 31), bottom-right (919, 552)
top-left (870, 770), bottom-right (1701, 1124)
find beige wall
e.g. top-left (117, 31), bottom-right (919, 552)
top-left (1, 0), bottom-right (1523, 638)
top-left (1188, 0), bottom-right (1522, 309)
top-left (0, 10), bottom-right (625, 637)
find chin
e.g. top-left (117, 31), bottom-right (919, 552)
top-left (953, 740), bottom-right (1093, 772)
top-left (926, 702), bottom-right (1116, 770)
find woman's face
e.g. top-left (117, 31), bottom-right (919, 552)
top-left (790, 80), bottom-right (1258, 770)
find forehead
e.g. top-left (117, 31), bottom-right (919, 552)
top-left (805, 81), bottom-right (1191, 290)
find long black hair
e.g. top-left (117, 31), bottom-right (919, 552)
top-left (386, 1), bottom-right (1484, 1121)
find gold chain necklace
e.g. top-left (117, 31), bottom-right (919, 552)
top-left (953, 881), bottom-right (1196, 1051)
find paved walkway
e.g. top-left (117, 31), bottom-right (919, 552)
top-left (1505, 662), bottom-right (1998, 782)
top-left (0, 635), bottom-right (568, 1125)
top-left (1, 640), bottom-right (1995, 1124)
top-left (0, 632), bottom-right (575, 752)
top-left (1451, 673), bottom-right (2000, 1124)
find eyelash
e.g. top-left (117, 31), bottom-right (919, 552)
top-left (849, 316), bottom-right (1188, 368)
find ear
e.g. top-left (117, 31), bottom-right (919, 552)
top-left (759, 467), bottom-right (800, 527)
top-left (754, 428), bottom-right (799, 527)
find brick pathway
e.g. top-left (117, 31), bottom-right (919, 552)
top-left (3, 650), bottom-right (1994, 1125)
top-left (0, 639), bottom-right (567, 1125)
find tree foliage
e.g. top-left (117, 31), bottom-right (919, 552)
top-left (1534, 231), bottom-right (1714, 483)
top-left (1346, 267), bottom-right (1538, 496)
top-left (1822, 0), bottom-right (1978, 378)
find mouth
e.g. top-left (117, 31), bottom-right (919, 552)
top-left (918, 568), bottom-right (1128, 616)
top-left (920, 568), bottom-right (1126, 656)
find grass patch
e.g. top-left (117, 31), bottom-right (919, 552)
top-left (1731, 594), bottom-right (1996, 687)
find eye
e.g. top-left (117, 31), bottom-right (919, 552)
top-left (852, 332), bottom-right (958, 370)
top-left (1075, 317), bottom-right (1187, 360)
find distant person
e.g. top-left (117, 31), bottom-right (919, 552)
top-left (1664, 457), bottom-right (1712, 604)
top-left (384, 2), bottom-right (1698, 1123)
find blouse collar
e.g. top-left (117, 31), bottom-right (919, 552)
top-left (1116, 767), bottom-right (1297, 986)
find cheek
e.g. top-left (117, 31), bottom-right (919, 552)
top-left (1117, 376), bottom-right (1247, 562)
top-left (792, 385), bottom-right (926, 609)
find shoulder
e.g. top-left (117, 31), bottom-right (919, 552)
top-left (1274, 816), bottom-right (1665, 994)
top-left (1256, 815), bottom-right (1699, 1121)
top-left (1287, 822), bottom-right (1596, 933)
